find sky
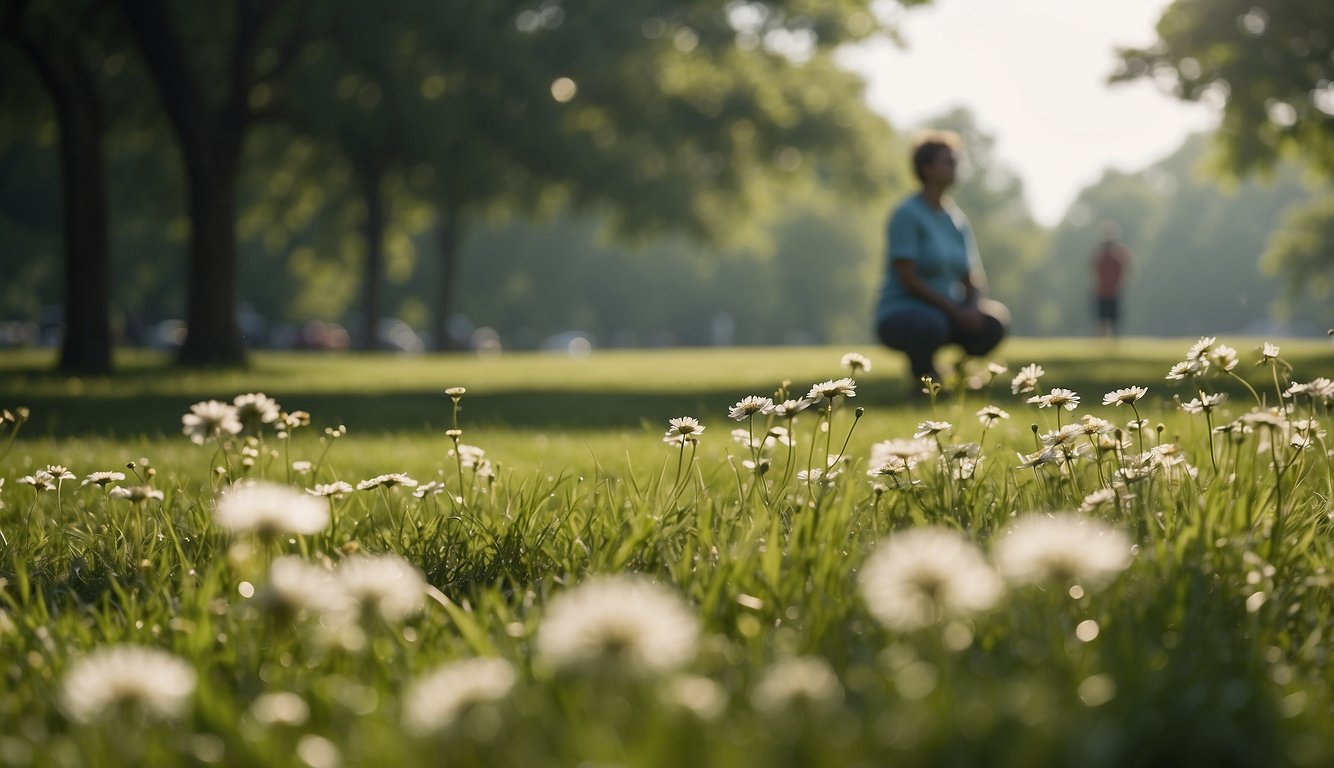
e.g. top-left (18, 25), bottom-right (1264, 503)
top-left (838, 0), bottom-right (1220, 225)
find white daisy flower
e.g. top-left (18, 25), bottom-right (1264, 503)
top-left (60, 646), bottom-right (197, 723)
top-left (356, 473), bottom-right (419, 491)
top-left (1039, 424), bottom-right (1084, 448)
top-left (445, 386), bottom-right (467, 398)
top-left (1027, 388), bottom-right (1080, 410)
top-left (995, 514), bottom-right (1133, 590)
top-left (233, 393), bottom-right (282, 426)
top-left (729, 396), bottom-right (774, 422)
top-left (859, 528), bottom-right (1003, 632)
top-left (913, 420), bottom-right (952, 439)
top-left (1185, 337), bottom-right (1216, 361)
top-left (840, 352), bottom-right (872, 374)
top-left (976, 405), bottom-right (1010, 426)
top-left (249, 691), bottom-right (310, 727)
top-left (1208, 345), bottom-right (1238, 372)
top-left (805, 378), bottom-right (857, 403)
top-left (536, 576), bottom-right (699, 676)
top-left (45, 465), bottom-right (75, 481)
top-left (1102, 386), bottom-right (1147, 406)
top-left (19, 471), bottom-right (56, 491)
top-left (986, 362), bottom-right (1008, 376)
top-left (403, 658), bottom-right (517, 735)
top-left (181, 400), bottom-right (242, 445)
top-left (307, 481), bottom-right (354, 498)
top-left (1016, 448), bottom-right (1062, 469)
top-left (1076, 415), bottom-right (1115, 435)
top-left (662, 674), bottom-right (728, 720)
top-left (108, 485), bottom-right (164, 503)
top-left (869, 438), bottom-right (935, 465)
top-left (1010, 364), bottom-right (1045, 395)
top-left (81, 471), bottom-right (127, 487)
top-left (1181, 392), bottom-right (1226, 414)
top-left (1078, 487), bottom-right (1122, 513)
top-left (770, 399), bottom-right (811, 417)
top-left (1257, 343), bottom-right (1281, 364)
top-left (1166, 358), bottom-right (1209, 381)
top-left (412, 481), bottom-right (449, 498)
top-left (215, 481), bottom-right (329, 538)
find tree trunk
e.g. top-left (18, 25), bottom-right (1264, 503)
top-left (118, 0), bottom-right (264, 367)
top-left (433, 203), bottom-right (465, 351)
top-left (9, 25), bottom-right (113, 373)
top-left (176, 136), bottom-right (247, 365)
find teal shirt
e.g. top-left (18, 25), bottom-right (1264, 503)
top-left (875, 194), bottom-right (981, 323)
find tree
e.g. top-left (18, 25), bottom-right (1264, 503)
top-left (1, 0), bottom-right (115, 372)
top-left (1116, 0), bottom-right (1334, 301)
top-left (116, 0), bottom-right (309, 365)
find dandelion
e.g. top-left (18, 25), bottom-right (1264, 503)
top-left (805, 378), bottom-right (857, 403)
top-left (403, 657), bottom-right (517, 735)
top-left (81, 471), bottom-right (126, 487)
top-left (60, 646), bottom-right (197, 723)
top-left (356, 473), bottom-right (419, 491)
top-left (307, 481), bottom-right (354, 498)
top-left (215, 481), bottom-right (329, 538)
top-left (995, 514), bottom-right (1133, 590)
top-left (233, 393), bottom-right (282, 427)
top-left (729, 396), bottom-right (774, 421)
top-left (976, 405), bottom-right (1010, 427)
top-left (859, 527), bottom-right (1003, 632)
top-left (181, 400), bottom-right (242, 445)
top-left (1011, 364), bottom-right (1044, 395)
top-left (337, 554), bottom-right (426, 624)
top-left (751, 656), bottom-right (843, 715)
top-left (841, 352), bottom-right (872, 374)
top-left (1028, 388), bottom-right (1080, 411)
top-left (1103, 387), bottom-right (1147, 406)
top-left (536, 576), bottom-right (699, 675)
top-left (109, 485), bottom-right (164, 503)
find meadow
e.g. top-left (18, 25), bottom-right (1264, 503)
top-left (0, 336), bottom-right (1331, 767)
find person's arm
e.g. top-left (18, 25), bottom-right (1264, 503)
top-left (892, 259), bottom-right (984, 331)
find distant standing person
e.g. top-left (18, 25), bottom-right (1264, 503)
top-left (1091, 222), bottom-right (1132, 338)
top-left (875, 131), bottom-right (1009, 389)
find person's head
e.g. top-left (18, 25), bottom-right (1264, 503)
top-left (911, 130), bottom-right (962, 188)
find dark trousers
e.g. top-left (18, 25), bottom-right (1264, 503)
top-left (877, 300), bottom-right (1008, 381)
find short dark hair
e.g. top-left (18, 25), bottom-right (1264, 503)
top-left (911, 130), bottom-right (961, 183)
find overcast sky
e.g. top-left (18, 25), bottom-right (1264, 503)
top-left (839, 0), bottom-right (1220, 225)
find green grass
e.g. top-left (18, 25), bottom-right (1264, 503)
top-left (0, 337), bottom-right (1331, 767)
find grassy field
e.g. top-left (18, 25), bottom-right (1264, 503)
top-left (0, 336), bottom-right (1331, 767)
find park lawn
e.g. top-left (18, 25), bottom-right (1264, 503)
top-left (0, 335), bottom-right (1331, 768)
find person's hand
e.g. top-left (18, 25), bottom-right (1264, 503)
top-left (955, 306), bottom-right (985, 334)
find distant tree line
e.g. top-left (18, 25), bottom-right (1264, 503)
top-left (2, 0), bottom-right (1329, 372)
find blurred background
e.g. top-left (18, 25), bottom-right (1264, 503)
top-left (1, 0), bottom-right (1331, 372)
